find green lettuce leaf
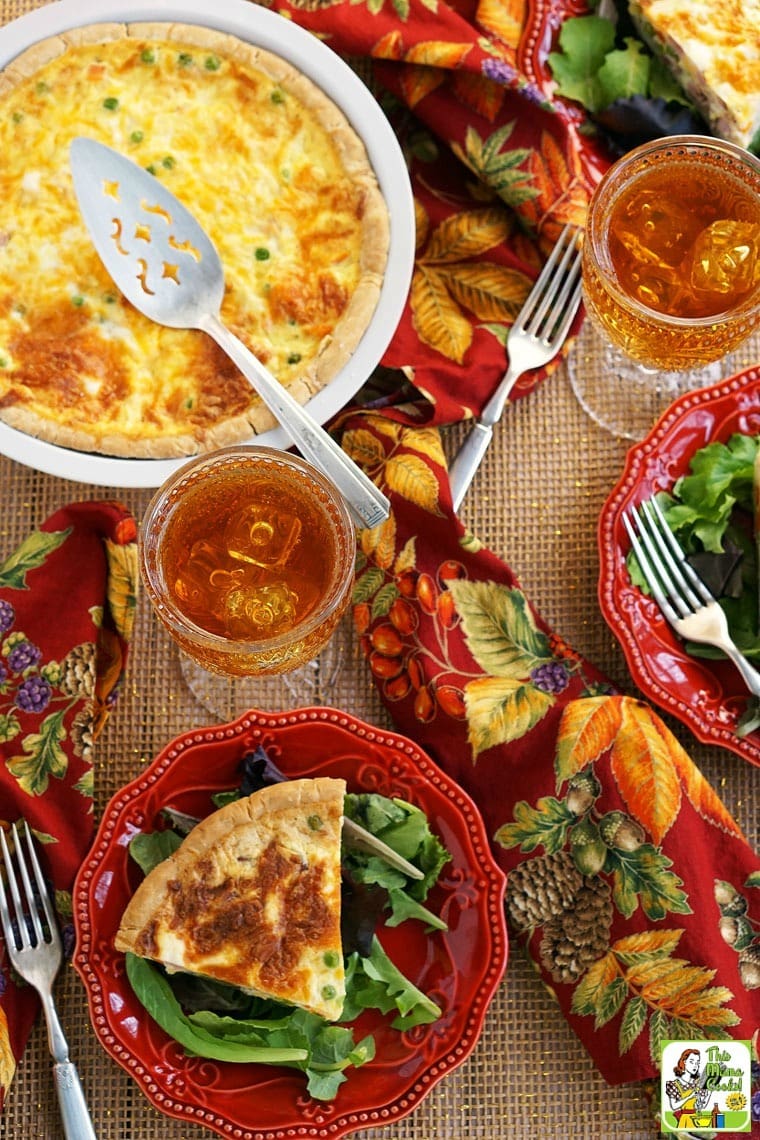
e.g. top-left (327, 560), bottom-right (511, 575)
top-left (628, 433), bottom-right (760, 659)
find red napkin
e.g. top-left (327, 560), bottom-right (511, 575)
top-left (277, 0), bottom-right (598, 428)
top-left (342, 412), bottom-right (760, 1090)
top-left (267, 0), bottom-right (760, 1120)
top-left (0, 501), bottom-right (137, 1107)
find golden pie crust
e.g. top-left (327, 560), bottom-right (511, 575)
top-left (0, 23), bottom-right (389, 457)
top-left (115, 776), bottom-right (346, 1020)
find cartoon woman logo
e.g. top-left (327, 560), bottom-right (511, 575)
top-left (665, 1049), bottom-right (711, 1129)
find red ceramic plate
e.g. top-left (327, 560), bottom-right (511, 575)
top-left (598, 365), bottom-right (760, 767)
top-left (517, 0), bottom-right (613, 186)
top-left (73, 707), bottom-right (508, 1139)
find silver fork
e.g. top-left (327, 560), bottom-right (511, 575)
top-left (623, 496), bottom-right (760, 698)
top-left (448, 223), bottom-right (582, 512)
top-left (0, 822), bottom-right (96, 1139)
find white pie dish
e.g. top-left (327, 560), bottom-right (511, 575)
top-left (0, 0), bottom-right (414, 488)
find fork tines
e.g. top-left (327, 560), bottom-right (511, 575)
top-left (0, 821), bottom-right (57, 956)
top-left (622, 496), bottom-right (714, 622)
top-left (519, 223), bottom-right (582, 343)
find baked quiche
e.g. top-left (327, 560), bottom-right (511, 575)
top-left (0, 23), bottom-right (389, 457)
top-left (114, 776), bottom-right (347, 1020)
top-left (629, 0), bottom-right (760, 152)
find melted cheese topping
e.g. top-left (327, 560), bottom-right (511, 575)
top-left (152, 833), bottom-right (344, 1018)
top-left (119, 778), bottom-right (346, 1021)
top-left (630, 0), bottom-right (760, 149)
top-left (0, 25), bottom-right (388, 456)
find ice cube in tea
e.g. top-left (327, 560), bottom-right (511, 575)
top-left (221, 581), bottom-right (298, 639)
top-left (224, 501), bottom-right (301, 569)
top-left (610, 190), bottom-right (705, 312)
top-left (174, 537), bottom-right (245, 617)
top-left (688, 219), bottom-right (760, 299)
top-left (615, 191), bottom-right (702, 267)
top-left (629, 261), bottom-right (684, 312)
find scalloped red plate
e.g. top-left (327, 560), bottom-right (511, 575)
top-left (73, 707), bottom-right (508, 1139)
top-left (517, 0), bottom-right (612, 187)
top-left (598, 366), bottom-right (760, 767)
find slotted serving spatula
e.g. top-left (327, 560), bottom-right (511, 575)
top-left (69, 137), bottom-right (389, 530)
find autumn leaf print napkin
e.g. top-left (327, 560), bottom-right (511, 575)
top-left (341, 411), bottom-right (760, 1096)
top-left (0, 501), bottom-right (138, 1107)
top-left (276, 0), bottom-right (592, 428)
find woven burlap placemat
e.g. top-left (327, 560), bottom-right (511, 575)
top-left (0, 3), bottom-right (757, 1136)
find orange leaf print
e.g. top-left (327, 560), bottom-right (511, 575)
top-left (400, 64), bottom-right (446, 109)
top-left (406, 41), bottom-right (473, 70)
top-left (360, 513), bottom-right (397, 568)
top-left (639, 965), bottom-right (716, 1007)
top-left (424, 208), bottom-right (513, 264)
top-left (343, 425), bottom-right (389, 470)
top-left (104, 537), bottom-right (138, 642)
top-left (610, 701), bottom-right (683, 845)
top-left (365, 414), bottom-right (406, 445)
top-left (401, 425), bottom-right (447, 467)
top-left (612, 929), bottom-right (682, 962)
top-left (527, 148), bottom-right (559, 216)
top-left (523, 141), bottom-right (589, 231)
top-left (686, 1006), bottom-right (741, 1028)
top-left (542, 131), bottom-right (574, 199)
top-left (673, 987), bottom-right (738, 1021)
top-left (94, 626), bottom-right (125, 713)
top-left (0, 1008), bottom-right (15, 1107)
top-left (434, 261), bottom-right (525, 320)
top-left (414, 198), bottom-right (430, 254)
top-left (624, 958), bottom-right (690, 991)
top-left (452, 70), bottom-right (505, 122)
top-left (668, 735), bottom-right (745, 839)
top-left (512, 231), bottom-right (543, 270)
top-left (554, 696), bottom-right (624, 789)
top-left (570, 950), bottom-right (619, 1014)
top-left (385, 453), bottom-right (443, 515)
top-left (439, 261), bottom-right (531, 320)
top-left (476, 0), bottom-right (527, 47)
top-left (411, 265), bottom-right (472, 363)
top-left (373, 30), bottom-right (405, 61)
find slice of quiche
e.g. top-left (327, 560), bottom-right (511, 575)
top-left (115, 776), bottom-right (346, 1021)
top-left (628, 0), bottom-right (760, 152)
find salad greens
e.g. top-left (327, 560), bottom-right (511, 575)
top-left (123, 747), bottom-right (452, 1101)
top-left (547, 0), bottom-right (706, 151)
top-left (628, 432), bottom-right (760, 666)
top-left (548, 13), bottom-right (683, 114)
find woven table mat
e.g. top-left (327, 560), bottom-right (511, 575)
top-left (0, 1), bottom-right (756, 1136)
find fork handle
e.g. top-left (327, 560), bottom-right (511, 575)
top-left (200, 313), bottom-right (390, 530)
top-left (448, 423), bottom-right (493, 513)
top-left (715, 639), bottom-right (760, 699)
top-left (448, 363), bottom-right (522, 512)
top-left (54, 1061), bottom-right (98, 1139)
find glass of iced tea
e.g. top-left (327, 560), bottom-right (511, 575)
top-left (569, 135), bottom-right (760, 440)
top-left (140, 446), bottom-right (356, 711)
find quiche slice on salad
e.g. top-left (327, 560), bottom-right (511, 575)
top-left (114, 776), bottom-right (346, 1021)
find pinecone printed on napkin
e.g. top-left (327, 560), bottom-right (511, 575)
top-left (539, 877), bottom-right (613, 984)
top-left (506, 849), bottom-right (613, 984)
top-left (59, 642), bottom-right (97, 699)
top-left (506, 850), bottom-right (584, 931)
